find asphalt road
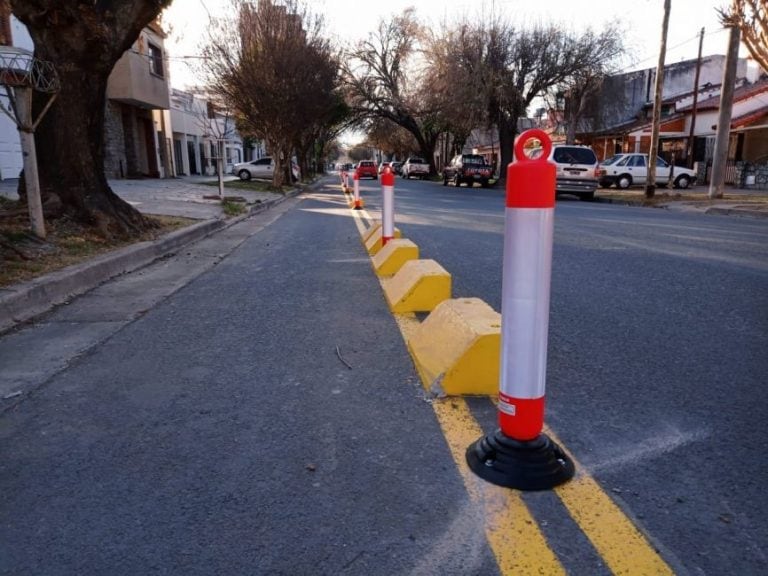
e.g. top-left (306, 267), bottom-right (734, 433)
top-left (2, 175), bottom-right (767, 575)
top-left (0, 189), bottom-right (500, 575)
top-left (357, 175), bottom-right (768, 575)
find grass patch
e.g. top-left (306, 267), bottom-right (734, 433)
top-left (0, 213), bottom-right (195, 288)
top-left (222, 199), bottom-right (247, 216)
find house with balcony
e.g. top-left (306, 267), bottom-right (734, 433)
top-left (104, 19), bottom-right (173, 179)
top-left (0, 6), bottom-right (33, 180)
top-left (0, 10), bottom-right (175, 181)
top-left (171, 89), bottom-right (253, 176)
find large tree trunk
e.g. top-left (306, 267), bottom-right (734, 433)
top-left (496, 113), bottom-right (517, 186)
top-left (11, 0), bottom-right (170, 238)
top-left (33, 67), bottom-right (150, 236)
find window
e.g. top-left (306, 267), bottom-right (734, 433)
top-left (628, 156), bottom-right (646, 168)
top-left (148, 43), bottom-right (164, 77)
top-left (552, 147), bottom-right (597, 165)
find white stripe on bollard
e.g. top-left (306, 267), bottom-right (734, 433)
top-left (381, 168), bottom-right (395, 245)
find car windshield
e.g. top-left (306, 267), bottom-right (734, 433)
top-left (601, 155), bottom-right (623, 166)
top-left (553, 147), bottom-right (597, 165)
top-left (409, 158), bottom-right (425, 164)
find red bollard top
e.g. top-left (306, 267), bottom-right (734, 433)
top-left (506, 129), bottom-right (556, 209)
top-left (353, 171), bottom-right (360, 181)
top-left (381, 167), bottom-right (395, 187)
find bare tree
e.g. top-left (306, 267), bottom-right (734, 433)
top-left (421, 23), bottom-right (487, 158)
top-left (440, 18), bottom-right (627, 181)
top-left (343, 9), bottom-right (443, 175)
top-left (202, 0), bottom-right (341, 187)
top-left (10, 0), bottom-right (171, 237)
top-left (366, 118), bottom-right (418, 159)
top-left (553, 26), bottom-right (625, 144)
top-left (719, 0), bottom-right (768, 72)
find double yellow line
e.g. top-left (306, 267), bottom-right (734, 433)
top-left (344, 189), bottom-right (673, 575)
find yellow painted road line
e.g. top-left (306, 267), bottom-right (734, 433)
top-left (351, 207), bottom-right (671, 575)
top-left (386, 252), bottom-right (564, 574)
top-left (547, 428), bottom-right (674, 576)
top-left (432, 396), bottom-right (565, 575)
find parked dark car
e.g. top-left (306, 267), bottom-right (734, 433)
top-left (442, 154), bottom-right (493, 188)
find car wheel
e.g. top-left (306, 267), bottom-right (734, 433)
top-left (238, 170), bottom-right (251, 181)
top-left (598, 179), bottom-right (611, 188)
top-left (579, 191), bottom-right (595, 201)
top-left (465, 180), bottom-right (473, 188)
top-left (617, 174), bottom-right (632, 189)
top-left (453, 174), bottom-right (461, 187)
top-left (480, 179), bottom-right (489, 188)
top-left (674, 175), bottom-right (690, 189)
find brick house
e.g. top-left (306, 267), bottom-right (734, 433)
top-left (574, 55), bottom-right (767, 186)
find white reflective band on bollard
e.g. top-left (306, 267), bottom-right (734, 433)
top-left (381, 169), bottom-right (395, 245)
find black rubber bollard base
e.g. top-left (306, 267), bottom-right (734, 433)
top-left (466, 429), bottom-right (575, 491)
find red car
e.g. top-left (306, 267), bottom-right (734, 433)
top-left (355, 160), bottom-right (378, 179)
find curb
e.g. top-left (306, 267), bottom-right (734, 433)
top-left (0, 183), bottom-right (312, 335)
top-left (705, 206), bottom-right (768, 219)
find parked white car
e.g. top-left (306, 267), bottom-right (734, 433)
top-left (401, 157), bottom-right (430, 179)
top-left (598, 153), bottom-right (696, 189)
top-left (232, 157), bottom-right (299, 181)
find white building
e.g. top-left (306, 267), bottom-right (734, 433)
top-left (171, 89), bottom-right (257, 176)
top-left (0, 11), bottom-right (33, 180)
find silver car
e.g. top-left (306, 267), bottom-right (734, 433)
top-left (529, 145), bottom-right (599, 201)
top-left (232, 157), bottom-right (299, 181)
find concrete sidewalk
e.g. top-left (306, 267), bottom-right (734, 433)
top-left (0, 175), bottom-right (285, 220)
top-left (0, 175), bottom-right (316, 333)
top-left (593, 184), bottom-right (768, 219)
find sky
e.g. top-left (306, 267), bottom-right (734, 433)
top-left (163, 0), bottom-right (747, 90)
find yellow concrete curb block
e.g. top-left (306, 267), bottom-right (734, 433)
top-left (407, 298), bottom-right (501, 396)
top-left (381, 259), bottom-right (451, 313)
top-left (364, 225), bottom-right (402, 255)
top-left (371, 239), bottom-right (419, 277)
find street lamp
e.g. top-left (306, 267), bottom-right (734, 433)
top-left (0, 46), bottom-right (60, 239)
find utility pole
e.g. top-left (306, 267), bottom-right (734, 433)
top-left (685, 27), bottom-right (705, 168)
top-left (645, 0), bottom-right (671, 199)
top-left (709, 24), bottom-right (741, 199)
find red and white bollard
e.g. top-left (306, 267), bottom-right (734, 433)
top-left (352, 171), bottom-right (363, 210)
top-left (342, 170), bottom-right (349, 191)
top-left (466, 128), bottom-right (574, 491)
top-left (381, 168), bottom-right (395, 245)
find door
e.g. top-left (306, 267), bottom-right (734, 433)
top-left (654, 156), bottom-right (670, 184)
top-left (251, 157), bottom-right (273, 177)
top-left (187, 141), bottom-right (198, 175)
top-left (628, 155), bottom-right (646, 184)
